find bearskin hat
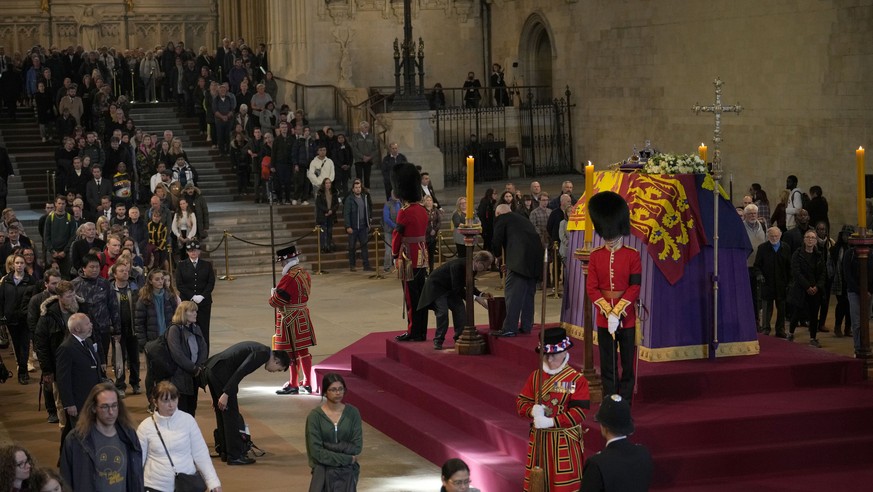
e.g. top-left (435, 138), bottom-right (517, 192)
top-left (391, 162), bottom-right (422, 203)
top-left (588, 191), bottom-right (630, 240)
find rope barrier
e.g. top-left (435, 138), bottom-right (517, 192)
top-left (202, 234), bottom-right (226, 253)
top-left (228, 227), bottom-right (317, 248)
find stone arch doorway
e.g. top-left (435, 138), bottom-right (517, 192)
top-left (519, 13), bottom-right (555, 104)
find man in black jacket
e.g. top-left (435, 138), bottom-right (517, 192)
top-left (580, 394), bottom-right (653, 492)
top-left (418, 251), bottom-right (494, 350)
top-left (490, 204), bottom-right (544, 336)
top-left (55, 311), bottom-right (104, 457)
top-left (28, 269), bottom-right (62, 423)
top-left (753, 227), bottom-right (792, 338)
top-left (203, 341), bottom-right (289, 465)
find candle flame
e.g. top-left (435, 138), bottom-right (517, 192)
top-left (860, 147), bottom-right (865, 151)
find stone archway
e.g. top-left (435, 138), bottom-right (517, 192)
top-left (519, 12), bottom-right (555, 104)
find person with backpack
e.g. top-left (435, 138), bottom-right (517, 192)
top-left (44, 195), bottom-right (77, 279)
top-left (785, 175), bottom-right (808, 229)
top-left (136, 269), bottom-right (179, 408)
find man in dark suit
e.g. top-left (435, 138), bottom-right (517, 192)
top-left (753, 226), bottom-right (793, 338)
top-left (175, 240), bottom-right (216, 346)
top-left (580, 394), bottom-right (653, 492)
top-left (419, 250), bottom-right (494, 350)
top-left (84, 165), bottom-right (112, 218)
top-left (490, 203), bottom-right (544, 336)
top-left (203, 341), bottom-right (289, 465)
top-left (55, 312), bottom-right (105, 457)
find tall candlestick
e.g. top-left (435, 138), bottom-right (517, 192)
top-left (584, 161), bottom-right (594, 243)
top-left (858, 147), bottom-right (866, 232)
top-left (466, 155), bottom-right (474, 221)
top-left (698, 143), bottom-right (708, 163)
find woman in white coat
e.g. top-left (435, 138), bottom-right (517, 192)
top-left (137, 381), bottom-right (222, 492)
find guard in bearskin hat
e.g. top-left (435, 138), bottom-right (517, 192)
top-left (269, 245), bottom-right (317, 394)
top-left (585, 191), bottom-right (642, 402)
top-left (390, 163), bottom-right (430, 341)
top-left (516, 327), bottom-right (590, 491)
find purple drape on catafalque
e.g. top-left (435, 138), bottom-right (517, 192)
top-left (561, 175), bottom-right (759, 361)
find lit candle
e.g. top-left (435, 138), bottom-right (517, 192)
top-left (466, 155), bottom-right (474, 221)
top-left (698, 143), bottom-right (708, 163)
top-left (584, 161), bottom-right (594, 243)
top-left (857, 146), bottom-right (866, 231)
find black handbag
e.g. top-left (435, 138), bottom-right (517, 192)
top-left (152, 415), bottom-right (208, 492)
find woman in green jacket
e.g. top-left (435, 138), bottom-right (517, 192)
top-left (305, 373), bottom-right (363, 491)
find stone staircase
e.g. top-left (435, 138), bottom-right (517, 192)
top-left (0, 108), bottom-right (56, 211)
top-left (127, 103), bottom-right (238, 203)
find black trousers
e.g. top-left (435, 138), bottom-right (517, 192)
top-left (117, 328), bottom-right (141, 388)
top-left (404, 268), bottom-right (429, 339)
top-left (790, 292), bottom-right (821, 339)
top-left (178, 392), bottom-right (198, 417)
top-left (7, 323), bottom-right (29, 376)
top-left (207, 374), bottom-right (245, 459)
top-left (354, 161), bottom-right (372, 189)
top-left (598, 326), bottom-right (636, 401)
top-left (197, 300), bottom-right (213, 349)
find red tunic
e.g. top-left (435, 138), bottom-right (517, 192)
top-left (269, 265), bottom-right (315, 355)
top-left (516, 363), bottom-right (590, 492)
top-left (391, 202), bottom-right (429, 270)
top-left (586, 244), bottom-right (642, 329)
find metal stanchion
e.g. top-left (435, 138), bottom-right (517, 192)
top-left (370, 228), bottom-right (385, 279)
top-left (219, 230), bottom-right (234, 281)
top-left (436, 231), bottom-right (443, 266)
top-left (51, 172), bottom-right (56, 197)
top-left (45, 171), bottom-right (52, 201)
top-left (313, 226), bottom-right (325, 275)
top-left (549, 241), bottom-right (562, 298)
top-left (130, 69), bottom-right (136, 103)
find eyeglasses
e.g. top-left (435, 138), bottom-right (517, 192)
top-left (15, 458), bottom-right (32, 469)
top-left (326, 387), bottom-right (345, 393)
top-left (450, 479), bottom-right (471, 487)
top-left (97, 403), bottom-right (119, 411)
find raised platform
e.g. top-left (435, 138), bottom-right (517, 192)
top-left (314, 327), bottom-right (873, 491)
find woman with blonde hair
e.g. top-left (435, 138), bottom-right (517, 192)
top-left (166, 301), bottom-right (207, 415)
top-left (137, 381), bottom-right (222, 492)
top-left (95, 215), bottom-right (111, 242)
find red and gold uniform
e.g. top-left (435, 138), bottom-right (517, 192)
top-left (517, 363), bottom-right (590, 492)
top-left (585, 243), bottom-right (642, 400)
top-left (269, 264), bottom-right (315, 388)
top-left (392, 202), bottom-right (430, 338)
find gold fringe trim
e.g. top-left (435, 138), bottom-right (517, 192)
top-left (562, 321), bottom-right (760, 362)
top-left (638, 340), bottom-right (760, 362)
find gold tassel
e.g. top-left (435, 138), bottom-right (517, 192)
top-left (528, 466), bottom-right (545, 492)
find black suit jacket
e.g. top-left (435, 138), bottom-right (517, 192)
top-left (85, 178), bottom-right (112, 214)
top-left (418, 258), bottom-right (480, 310)
top-left (204, 341), bottom-right (271, 397)
top-left (580, 438), bottom-right (653, 492)
top-left (491, 211), bottom-right (544, 279)
top-left (175, 259), bottom-right (216, 304)
top-left (55, 334), bottom-right (104, 411)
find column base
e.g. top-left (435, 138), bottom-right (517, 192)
top-left (456, 324), bottom-right (487, 355)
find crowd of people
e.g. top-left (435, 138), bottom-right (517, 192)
top-left (742, 174), bottom-right (868, 352)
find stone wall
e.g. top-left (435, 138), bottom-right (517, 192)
top-left (490, 0), bottom-right (873, 229)
top-left (0, 0), bottom-right (217, 53)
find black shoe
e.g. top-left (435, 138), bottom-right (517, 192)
top-left (395, 333), bottom-right (414, 342)
top-left (18, 375), bottom-right (28, 385)
top-left (227, 456), bottom-right (256, 465)
top-left (775, 332), bottom-right (787, 339)
top-left (761, 328), bottom-right (771, 336)
top-left (302, 385), bottom-right (312, 394)
top-left (276, 384), bottom-right (299, 395)
top-left (131, 385), bottom-right (141, 395)
top-left (434, 341), bottom-right (443, 350)
top-left (492, 330), bottom-right (517, 338)
top-left (519, 328), bottom-right (530, 334)
top-left (363, 266), bottom-right (375, 272)
top-left (47, 413), bottom-right (59, 424)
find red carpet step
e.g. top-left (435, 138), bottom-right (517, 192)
top-left (314, 326), bottom-right (873, 491)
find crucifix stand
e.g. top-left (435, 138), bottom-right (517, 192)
top-left (692, 77), bottom-right (743, 357)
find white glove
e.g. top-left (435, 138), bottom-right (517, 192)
top-left (270, 288), bottom-right (276, 296)
top-left (531, 404), bottom-right (546, 419)
top-left (608, 314), bottom-right (620, 334)
top-left (191, 295), bottom-right (205, 304)
top-left (533, 415), bottom-right (555, 429)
